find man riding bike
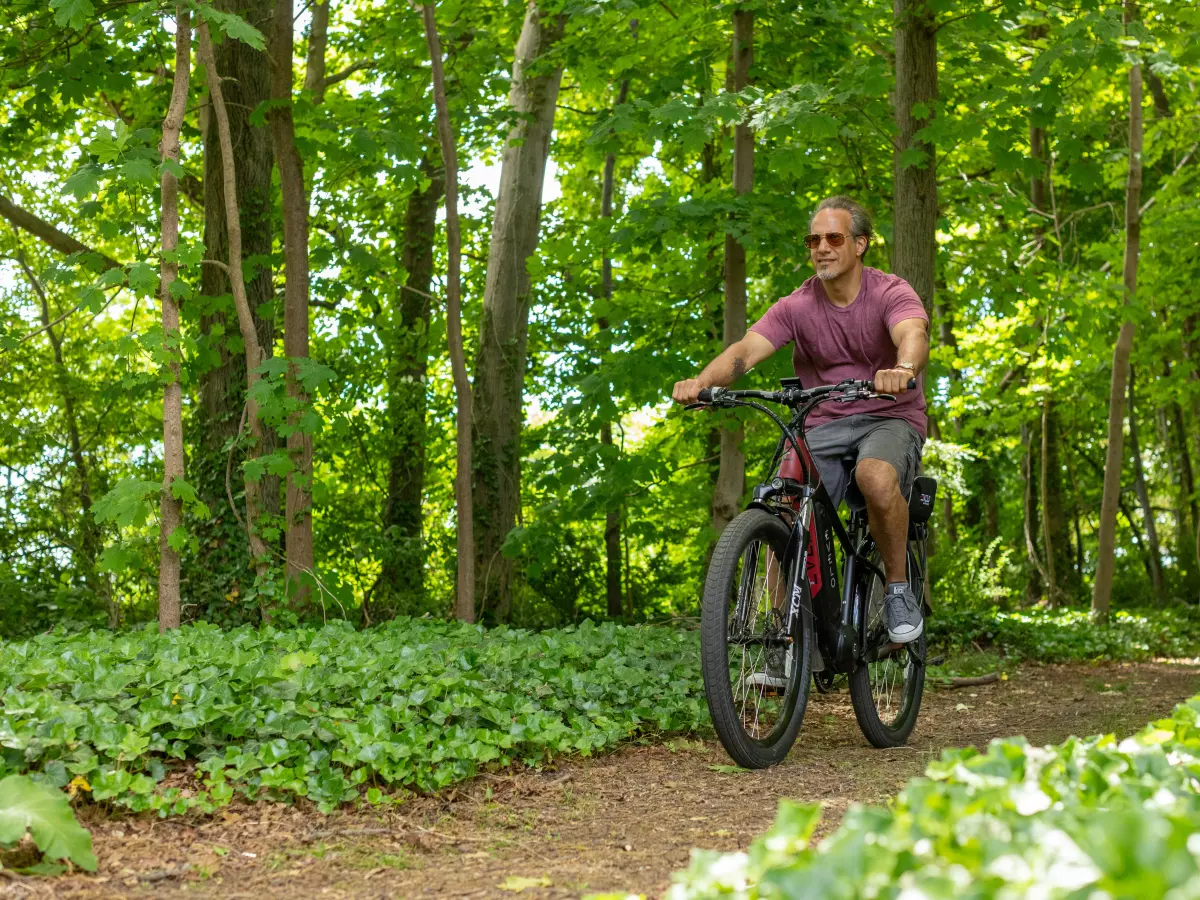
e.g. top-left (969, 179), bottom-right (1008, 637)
top-left (672, 195), bottom-right (930, 645)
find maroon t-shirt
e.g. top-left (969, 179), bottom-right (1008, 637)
top-left (749, 267), bottom-right (929, 437)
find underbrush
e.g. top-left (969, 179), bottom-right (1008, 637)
top-left (928, 604), bottom-right (1200, 663)
top-left (0, 619), bottom-right (705, 815)
top-left (666, 690), bottom-right (1200, 898)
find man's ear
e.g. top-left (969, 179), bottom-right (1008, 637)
top-left (856, 235), bottom-right (868, 258)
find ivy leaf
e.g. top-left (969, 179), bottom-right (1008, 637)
top-left (0, 775), bottom-right (97, 871)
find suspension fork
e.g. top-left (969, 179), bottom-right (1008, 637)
top-left (780, 491), bottom-right (813, 639)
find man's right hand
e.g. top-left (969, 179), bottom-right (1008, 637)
top-left (672, 378), bottom-right (705, 405)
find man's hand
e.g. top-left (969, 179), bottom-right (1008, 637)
top-left (672, 378), bottom-right (705, 405)
top-left (874, 367), bottom-right (915, 395)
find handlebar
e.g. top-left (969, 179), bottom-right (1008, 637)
top-left (696, 378), bottom-right (916, 407)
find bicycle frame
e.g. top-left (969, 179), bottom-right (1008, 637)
top-left (697, 379), bottom-right (913, 674)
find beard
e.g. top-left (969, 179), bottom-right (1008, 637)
top-left (814, 259), bottom-right (847, 281)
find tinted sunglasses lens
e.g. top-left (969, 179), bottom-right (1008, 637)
top-left (805, 233), bottom-right (848, 250)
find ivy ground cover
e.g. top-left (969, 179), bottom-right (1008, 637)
top-left (668, 690), bottom-right (1200, 898)
top-left (0, 619), bottom-right (706, 815)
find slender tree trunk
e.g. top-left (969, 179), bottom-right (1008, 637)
top-left (599, 63), bottom-right (632, 618)
top-left (1041, 398), bottom-right (1072, 603)
top-left (1128, 367), bottom-right (1166, 602)
top-left (157, 4), bottom-right (191, 631)
top-left (934, 289), bottom-right (958, 543)
top-left (198, 23), bottom-right (272, 590)
top-left (379, 153), bottom-right (443, 613)
top-left (1022, 419), bottom-right (1045, 602)
top-left (470, 1), bottom-right (566, 622)
top-left (1092, 2), bottom-right (1142, 621)
top-left (712, 9), bottom-right (754, 536)
top-left (1165, 360), bottom-right (1197, 587)
top-left (195, 0), bottom-right (278, 611)
top-left (891, 0), bottom-right (937, 315)
top-left (422, 3), bottom-right (475, 624)
top-left (304, 0), bottom-right (329, 103)
top-left (1183, 314), bottom-right (1200, 571)
top-left (16, 250), bottom-right (115, 626)
top-left (269, 0), bottom-right (316, 606)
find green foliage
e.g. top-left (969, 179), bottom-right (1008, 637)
top-left (0, 774), bottom-right (96, 872)
top-left (667, 692), bottom-right (1200, 898)
top-left (0, 619), bottom-right (706, 815)
top-left (928, 606), bottom-right (1200, 663)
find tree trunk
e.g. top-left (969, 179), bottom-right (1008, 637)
top-left (304, 0), bottom-right (329, 103)
top-left (269, 0), bottom-right (316, 607)
top-left (599, 63), bottom-right (631, 618)
top-left (1092, 2), bottom-right (1142, 621)
top-left (1165, 361), bottom-right (1197, 587)
top-left (195, 0), bottom-right (278, 612)
top-left (157, 4), bottom-right (191, 631)
top-left (1022, 419), bottom-right (1045, 602)
top-left (198, 23), bottom-right (273, 594)
top-left (891, 0), bottom-right (937, 315)
top-left (470, 1), bottom-right (566, 622)
top-left (16, 249), bottom-right (115, 626)
top-left (1040, 398), bottom-right (1072, 603)
top-left (421, 3), bottom-right (475, 624)
top-left (1128, 367), bottom-right (1166, 602)
top-left (380, 152), bottom-right (444, 612)
top-left (712, 8), bottom-right (754, 537)
top-left (933, 289), bottom-right (958, 544)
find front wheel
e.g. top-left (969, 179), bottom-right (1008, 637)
top-left (848, 546), bottom-right (926, 747)
top-left (700, 509), bottom-right (813, 769)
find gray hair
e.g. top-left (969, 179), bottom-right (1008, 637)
top-left (811, 196), bottom-right (873, 261)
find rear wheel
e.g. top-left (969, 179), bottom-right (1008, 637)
top-left (848, 544), bottom-right (926, 747)
top-left (700, 509), bottom-right (813, 768)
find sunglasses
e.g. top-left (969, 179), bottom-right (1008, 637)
top-left (804, 232), bottom-right (850, 250)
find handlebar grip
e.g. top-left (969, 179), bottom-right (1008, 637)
top-left (698, 388), bottom-right (714, 403)
top-left (908, 377), bottom-right (917, 390)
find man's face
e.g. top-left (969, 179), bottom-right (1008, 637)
top-left (809, 209), bottom-right (865, 281)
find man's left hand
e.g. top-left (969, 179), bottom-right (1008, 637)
top-left (874, 367), bottom-right (915, 395)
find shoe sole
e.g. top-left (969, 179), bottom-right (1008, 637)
top-left (887, 620), bottom-right (924, 644)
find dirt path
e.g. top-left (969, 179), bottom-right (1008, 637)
top-left (21, 661), bottom-right (1200, 900)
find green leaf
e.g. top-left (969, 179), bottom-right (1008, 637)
top-left (0, 775), bottom-right (97, 871)
top-left (50, 0), bottom-right (94, 30)
top-left (62, 165), bottom-right (103, 200)
top-left (198, 6), bottom-right (267, 50)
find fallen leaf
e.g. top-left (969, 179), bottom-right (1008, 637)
top-left (955, 703), bottom-right (970, 711)
top-left (498, 875), bottom-right (552, 892)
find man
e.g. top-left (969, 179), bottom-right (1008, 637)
top-left (672, 196), bottom-right (929, 643)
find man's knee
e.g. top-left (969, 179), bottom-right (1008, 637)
top-left (855, 458), bottom-right (901, 504)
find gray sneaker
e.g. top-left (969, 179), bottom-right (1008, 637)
top-left (885, 582), bottom-right (924, 643)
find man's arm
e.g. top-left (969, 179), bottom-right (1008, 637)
top-left (672, 332), bottom-right (777, 404)
top-left (874, 317), bottom-right (930, 395)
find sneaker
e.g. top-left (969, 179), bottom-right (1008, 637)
top-left (744, 645), bottom-right (791, 691)
top-left (885, 582), bottom-right (924, 643)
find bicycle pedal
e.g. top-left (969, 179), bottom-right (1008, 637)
top-left (927, 655), bottom-right (946, 667)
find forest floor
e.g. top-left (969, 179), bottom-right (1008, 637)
top-left (9, 660), bottom-right (1199, 900)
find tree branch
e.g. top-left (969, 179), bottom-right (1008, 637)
top-left (0, 194), bottom-right (122, 270)
top-left (323, 60), bottom-right (374, 89)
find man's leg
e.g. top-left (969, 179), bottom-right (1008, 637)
top-left (852, 419), bottom-right (924, 643)
top-left (854, 458), bottom-right (909, 583)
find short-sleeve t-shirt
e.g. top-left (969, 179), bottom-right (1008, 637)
top-left (748, 267), bottom-right (930, 437)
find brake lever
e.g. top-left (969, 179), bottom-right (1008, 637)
top-left (684, 402), bottom-right (710, 411)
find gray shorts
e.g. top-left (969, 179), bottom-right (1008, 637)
top-left (778, 414), bottom-right (924, 510)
